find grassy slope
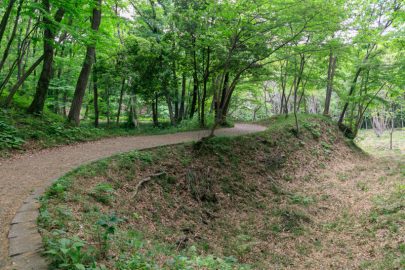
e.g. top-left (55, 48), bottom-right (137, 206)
top-left (38, 115), bottom-right (404, 270)
top-left (0, 97), bottom-right (212, 157)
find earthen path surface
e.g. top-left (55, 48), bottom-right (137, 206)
top-left (0, 124), bottom-right (266, 269)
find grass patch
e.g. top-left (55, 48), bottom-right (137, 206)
top-left (361, 184), bottom-right (405, 269)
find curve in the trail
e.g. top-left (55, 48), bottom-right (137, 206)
top-left (0, 123), bottom-right (266, 270)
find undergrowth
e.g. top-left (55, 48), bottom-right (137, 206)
top-left (38, 114), bottom-right (362, 269)
top-left (0, 101), bottom-right (221, 157)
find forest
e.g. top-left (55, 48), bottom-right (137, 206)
top-left (0, 0), bottom-right (403, 134)
top-left (0, 0), bottom-right (404, 270)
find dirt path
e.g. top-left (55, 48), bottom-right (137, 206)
top-left (0, 124), bottom-right (266, 269)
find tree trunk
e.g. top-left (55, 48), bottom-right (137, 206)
top-left (27, 4), bottom-right (65, 114)
top-left (389, 103), bottom-right (395, 150)
top-left (280, 89), bottom-right (285, 114)
top-left (338, 68), bottom-right (362, 124)
top-left (338, 43), bottom-right (377, 125)
top-left (4, 55), bottom-right (44, 106)
top-left (62, 91), bottom-right (67, 116)
top-left (279, 60), bottom-right (288, 114)
top-left (128, 94), bottom-right (139, 128)
top-left (179, 73), bottom-right (186, 121)
top-left (93, 59), bottom-right (99, 127)
top-left (172, 57), bottom-right (179, 122)
top-left (0, 0), bottom-right (17, 45)
top-left (216, 72), bottom-right (229, 122)
top-left (116, 77), bottom-right (125, 124)
top-left (323, 50), bottom-right (337, 115)
top-left (200, 47), bottom-right (210, 127)
top-left (106, 86), bottom-right (110, 127)
top-left (293, 54), bottom-right (306, 135)
top-left (0, 0), bottom-right (24, 73)
top-left (166, 93), bottom-right (175, 125)
top-left (152, 92), bottom-right (158, 126)
top-left (189, 35), bottom-right (198, 119)
top-left (67, 0), bottom-right (101, 125)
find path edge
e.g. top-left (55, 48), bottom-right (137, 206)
top-left (8, 186), bottom-right (48, 270)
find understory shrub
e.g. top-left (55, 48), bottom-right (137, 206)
top-left (0, 120), bottom-right (25, 149)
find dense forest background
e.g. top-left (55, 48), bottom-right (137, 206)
top-left (0, 0), bottom-right (404, 136)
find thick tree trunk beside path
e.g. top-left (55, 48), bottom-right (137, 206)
top-left (0, 124), bottom-right (265, 270)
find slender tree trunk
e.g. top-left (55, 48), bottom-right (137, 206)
top-left (220, 73), bottom-right (243, 124)
top-left (128, 93), bottom-right (139, 128)
top-left (293, 54), bottom-right (305, 134)
top-left (172, 53), bottom-right (179, 122)
top-left (93, 59), bottom-right (99, 127)
top-left (338, 68), bottom-right (362, 124)
top-left (280, 89), bottom-right (285, 114)
top-left (200, 47), bottom-right (210, 127)
top-left (152, 92), bottom-right (158, 126)
top-left (0, 0), bottom-right (17, 45)
top-left (52, 45), bottom-right (66, 114)
top-left (60, 91), bottom-right (66, 116)
top-left (116, 77), bottom-right (125, 124)
top-left (323, 50), bottom-right (337, 115)
top-left (67, 0), bottom-right (102, 125)
top-left (17, 27), bottom-right (23, 80)
top-left (4, 55), bottom-right (44, 106)
top-left (390, 104), bottom-right (394, 150)
top-left (279, 60), bottom-right (288, 114)
top-left (27, 4), bottom-right (65, 114)
top-left (338, 44), bottom-right (377, 125)
top-left (216, 72), bottom-right (229, 122)
top-left (179, 73), bottom-right (186, 121)
top-left (18, 17), bottom-right (32, 79)
top-left (0, 59), bottom-right (18, 95)
top-left (106, 86), bottom-right (110, 127)
top-left (263, 85), bottom-right (269, 116)
top-left (166, 93), bottom-right (175, 125)
top-left (283, 81), bottom-right (294, 115)
top-left (0, 0), bottom-right (24, 72)
top-left (189, 35), bottom-right (198, 119)
top-left (0, 21), bottom-right (35, 95)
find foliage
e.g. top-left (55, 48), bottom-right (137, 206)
top-left (95, 213), bottom-right (123, 257)
top-left (44, 236), bottom-right (105, 270)
top-left (0, 104), bottom-right (212, 156)
top-left (90, 183), bottom-right (115, 205)
top-left (0, 119), bottom-right (25, 149)
top-left (0, 0), bottom-right (402, 135)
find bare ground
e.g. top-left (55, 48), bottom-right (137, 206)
top-left (0, 124), bottom-right (266, 269)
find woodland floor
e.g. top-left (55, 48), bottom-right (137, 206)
top-left (36, 117), bottom-right (405, 270)
top-left (0, 123), bottom-right (403, 269)
top-left (284, 130), bottom-right (404, 269)
top-left (0, 123), bottom-right (266, 269)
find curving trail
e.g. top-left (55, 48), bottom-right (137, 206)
top-left (0, 124), bottom-right (266, 269)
